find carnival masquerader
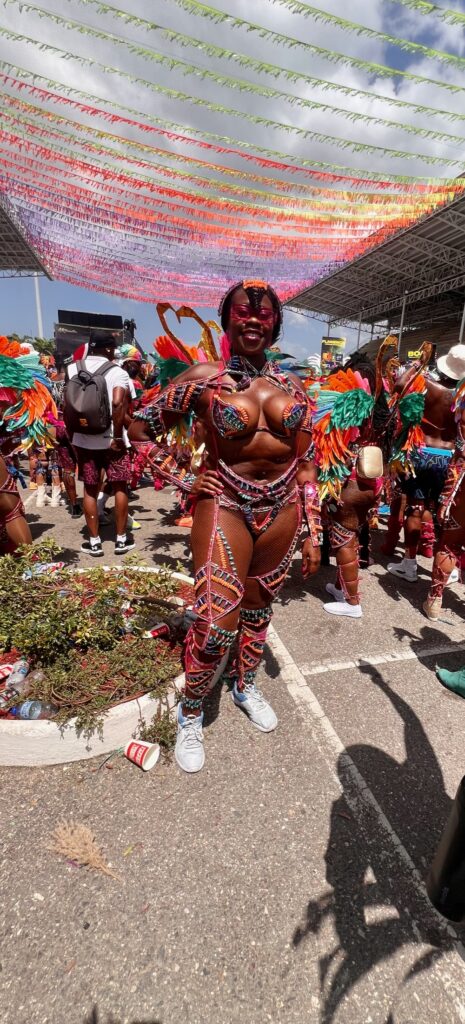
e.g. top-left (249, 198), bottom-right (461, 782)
top-left (49, 368), bottom-right (82, 518)
top-left (0, 336), bottom-right (56, 552)
top-left (386, 343), bottom-right (461, 583)
top-left (422, 368), bottom-right (465, 620)
top-left (311, 345), bottom-right (396, 619)
top-left (129, 281), bottom-right (321, 774)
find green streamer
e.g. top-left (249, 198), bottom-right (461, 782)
top-left (7, 0), bottom-right (465, 102)
top-left (1, 58), bottom-right (463, 187)
top-left (269, 0), bottom-right (465, 70)
top-left (388, 0), bottom-right (465, 28)
top-left (22, 0), bottom-right (464, 146)
top-left (66, 0), bottom-right (465, 126)
top-left (0, 11), bottom-right (463, 170)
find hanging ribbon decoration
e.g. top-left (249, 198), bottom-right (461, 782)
top-left (1, 0), bottom-right (465, 303)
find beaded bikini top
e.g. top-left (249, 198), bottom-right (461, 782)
top-left (211, 356), bottom-right (311, 440)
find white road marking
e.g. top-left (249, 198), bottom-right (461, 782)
top-left (268, 623), bottom-right (465, 1022)
top-left (300, 641), bottom-right (465, 678)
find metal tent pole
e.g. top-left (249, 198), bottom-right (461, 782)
top-left (356, 311), bottom-right (363, 350)
top-left (33, 273), bottom-right (44, 339)
top-left (398, 291), bottom-right (408, 351)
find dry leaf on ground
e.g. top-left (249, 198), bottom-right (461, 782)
top-left (47, 821), bottom-right (120, 880)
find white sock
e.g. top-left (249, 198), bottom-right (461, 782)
top-left (116, 533), bottom-right (126, 544)
top-left (404, 557), bottom-right (417, 565)
top-left (90, 535), bottom-right (101, 548)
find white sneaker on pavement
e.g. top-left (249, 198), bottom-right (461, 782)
top-left (448, 567), bottom-right (460, 584)
top-left (323, 599), bottom-right (362, 618)
top-left (387, 558), bottom-right (417, 582)
top-left (232, 683), bottom-right (278, 732)
top-left (325, 582), bottom-right (344, 601)
top-left (175, 707), bottom-right (205, 773)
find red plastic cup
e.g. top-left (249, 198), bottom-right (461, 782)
top-left (124, 739), bottom-right (160, 771)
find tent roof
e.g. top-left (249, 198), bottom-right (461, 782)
top-left (286, 192), bottom-right (465, 330)
top-left (0, 199), bottom-right (50, 278)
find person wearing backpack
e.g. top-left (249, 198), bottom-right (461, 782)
top-left (64, 331), bottom-right (134, 557)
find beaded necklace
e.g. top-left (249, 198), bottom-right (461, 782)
top-left (225, 354), bottom-right (297, 398)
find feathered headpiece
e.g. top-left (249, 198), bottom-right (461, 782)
top-left (0, 336), bottom-right (57, 450)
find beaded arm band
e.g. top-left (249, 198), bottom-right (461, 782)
top-left (134, 378), bottom-right (209, 441)
top-left (300, 481), bottom-right (323, 548)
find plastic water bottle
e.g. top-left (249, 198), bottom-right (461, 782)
top-left (7, 659), bottom-right (29, 687)
top-left (10, 700), bottom-right (58, 720)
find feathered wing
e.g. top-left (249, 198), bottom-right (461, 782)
top-left (389, 373), bottom-right (427, 475)
top-left (0, 340), bottom-right (56, 449)
top-left (310, 368), bottom-right (374, 503)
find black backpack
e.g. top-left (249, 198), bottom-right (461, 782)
top-left (64, 359), bottom-right (114, 435)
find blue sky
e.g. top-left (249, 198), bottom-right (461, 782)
top-left (1, 273), bottom-right (361, 360)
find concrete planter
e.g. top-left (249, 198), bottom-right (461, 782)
top-left (0, 567), bottom-right (193, 767)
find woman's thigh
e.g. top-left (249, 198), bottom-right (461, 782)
top-left (190, 498), bottom-right (254, 630)
top-left (246, 500), bottom-right (301, 606)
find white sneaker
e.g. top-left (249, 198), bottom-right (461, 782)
top-left (387, 558), bottom-right (417, 582)
top-left (323, 599), bottom-right (362, 618)
top-left (232, 683), bottom-right (277, 732)
top-left (448, 567), bottom-right (460, 584)
top-left (326, 582), bottom-right (344, 601)
top-left (175, 709), bottom-right (205, 773)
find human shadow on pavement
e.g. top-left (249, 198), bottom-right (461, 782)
top-left (372, 551), bottom-right (465, 623)
top-left (292, 664), bottom-right (456, 1024)
top-left (83, 1007), bottom-right (161, 1024)
top-left (144, 531), bottom-right (191, 569)
top-left (392, 622), bottom-right (465, 676)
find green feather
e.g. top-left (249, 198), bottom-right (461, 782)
top-left (158, 357), bottom-right (192, 389)
top-left (0, 355), bottom-right (36, 390)
top-left (398, 392), bottom-right (425, 426)
top-left (328, 389), bottom-right (374, 432)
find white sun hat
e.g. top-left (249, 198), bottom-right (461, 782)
top-left (436, 343), bottom-right (465, 381)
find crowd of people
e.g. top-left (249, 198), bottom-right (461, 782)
top-left (1, 279), bottom-right (465, 773)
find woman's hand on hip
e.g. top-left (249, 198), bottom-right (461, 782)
top-left (190, 470), bottom-right (223, 497)
top-left (302, 537), bottom-right (321, 577)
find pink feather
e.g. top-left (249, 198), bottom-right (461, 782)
top-left (219, 333), bottom-right (231, 361)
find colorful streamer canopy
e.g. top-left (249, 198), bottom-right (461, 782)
top-left (0, 0), bottom-right (464, 305)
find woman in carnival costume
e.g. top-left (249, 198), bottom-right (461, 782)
top-left (310, 340), bottom-right (402, 619)
top-left (422, 368), bottom-right (465, 622)
top-left (129, 280), bottom-right (321, 774)
top-left (385, 343), bottom-right (460, 582)
top-left (0, 336), bottom-right (56, 552)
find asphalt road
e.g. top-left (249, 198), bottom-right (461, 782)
top-left (2, 481), bottom-right (465, 1024)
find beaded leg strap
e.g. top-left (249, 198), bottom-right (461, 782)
top-left (429, 546), bottom-right (459, 601)
top-left (300, 481), bottom-right (323, 548)
top-left (183, 621), bottom-right (237, 709)
top-left (330, 521), bottom-right (360, 602)
top-left (235, 605), bottom-right (273, 692)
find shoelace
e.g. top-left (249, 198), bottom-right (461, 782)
top-left (182, 718), bottom-right (203, 747)
top-left (242, 684), bottom-right (266, 707)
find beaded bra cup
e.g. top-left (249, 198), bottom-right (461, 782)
top-left (211, 355), bottom-right (311, 440)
